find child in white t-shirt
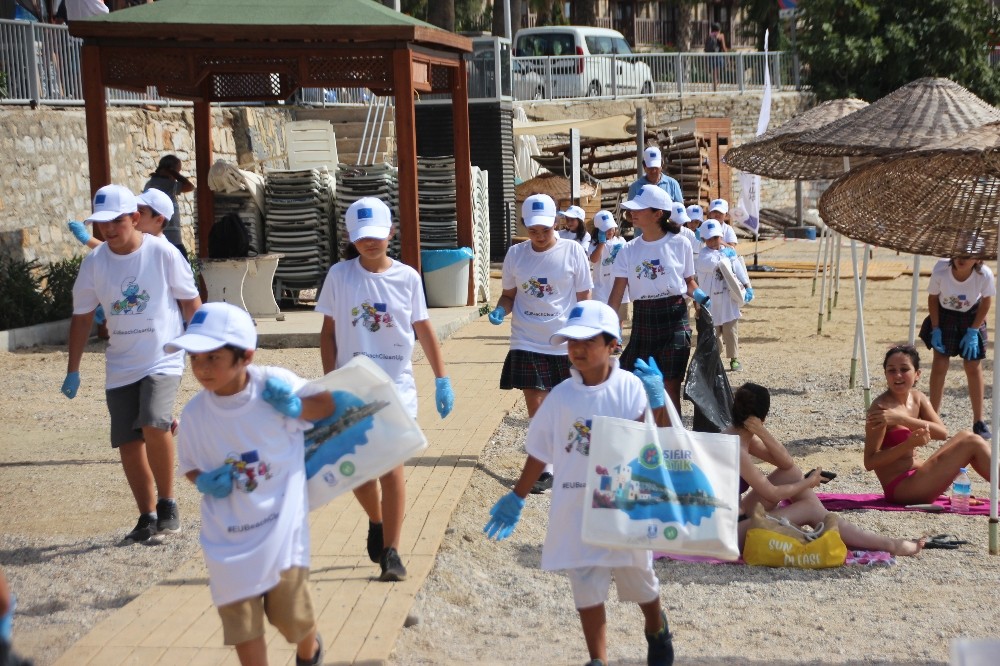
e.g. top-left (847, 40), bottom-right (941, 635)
top-left (706, 198), bottom-right (738, 246)
top-left (484, 300), bottom-right (674, 666)
top-left (588, 210), bottom-right (629, 315)
top-left (919, 257), bottom-right (996, 437)
top-left (695, 220), bottom-right (754, 372)
top-left (167, 302), bottom-right (334, 666)
top-left (558, 204), bottom-right (593, 248)
top-left (315, 197), bottom-right (453, 582)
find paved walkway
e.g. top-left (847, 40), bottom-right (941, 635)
top-left (54, 307), bottom-right (520, 666)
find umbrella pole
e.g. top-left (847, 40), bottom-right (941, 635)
top-left (849, 245), bottom-right (871, 389)
top-left (851, 240), bottom-right (872, 408)
top-left (812, 224), bottom-right (824, 296)
top-left (991, 255), bottom-right (1000, 554)
top-left (908, 255), bottom-right (921, 345)
top-left (832, 234), bottom-right (842, 313)
top-left (818, 226), bottom-right (831, 334)
top-left (826, 234), bottom-right (837, 321)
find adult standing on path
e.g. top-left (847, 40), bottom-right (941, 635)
top-left (62, 184), bottom-right (202, 544)
top-left (144, 155), bottom-right (195, 258)
top-left (626, 147), bottom-right (682, 237)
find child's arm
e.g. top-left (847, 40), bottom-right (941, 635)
top-left (320, 316), bottom-right (337, 374)
top-left (179, 296), bottom-right (202, 326)
top-left (414, 319), bottom-right (454, 418)
top-left (299, 391), bottom-right (335, 422)
top-left (608, 276), bottom-right (628, 312)
top-left (484, 455), bottom-right (546, 541)
top-left (511, 455), bottom-right (548, 498)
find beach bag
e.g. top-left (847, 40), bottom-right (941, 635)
top-left (208, 212), bottom-right (256, 258)
top-left (299, 355), bottom-right (428, 511)
top-left (742, 502), bottom-right (847, 569)
top-left (581, 393), bottom-right (741, 560)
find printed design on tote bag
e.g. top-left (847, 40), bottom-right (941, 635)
top-left (565, 418), bottom-right (593, 454)
top-left (635, 258), bottom-right (665, 280)
top-left (591, 441), bottom-right (731, 525)
top-left (521, 276), bottom-right (555, 298)
top-left (351, 301), bottom-right (394, 332)
top-left (111, 276), bottom-right (150, 314)
top-left (303, 389), bottom-right (389, 484)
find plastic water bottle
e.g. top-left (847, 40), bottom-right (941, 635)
top-left (952, 467), bottom-right (972, 514)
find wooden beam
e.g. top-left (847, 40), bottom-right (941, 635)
top-left (193, 99), bottom-right (214, 259)
top-left (450, 59), bottom-right (475, 306)
top-left (81, 44), bottom-right (110, 200)
top-left (393, 48), bottom-right (421, 273)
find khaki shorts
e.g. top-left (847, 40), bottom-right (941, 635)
top-left (217, 567), bottom-right (316, 646)
top-left (566, 564), bottom-right (660, 610)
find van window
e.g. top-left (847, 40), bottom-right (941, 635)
top-left (585, 36), bottom-right (614, 55)
top-left (612, 37), bottom-right (634, 55)
top-left (515, 33), bottom-right (574, 57)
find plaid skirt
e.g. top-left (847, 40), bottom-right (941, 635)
top-left (620, 295), bottom-right (691, 380)
top-left (918, 302), bottom-right (988, 360)
top-left (500, 349), bottom-right (572, 390)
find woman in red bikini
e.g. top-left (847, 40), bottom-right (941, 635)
top-left (865, 345), bottom-right (991, 505)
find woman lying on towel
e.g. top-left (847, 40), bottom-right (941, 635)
top-left (865, 344), bottom-right (991, 505)
top-left (725, 382), bottom-right (925, 557)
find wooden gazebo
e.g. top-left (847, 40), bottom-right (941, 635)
top-left (69, 0), bottom-right (474, 285)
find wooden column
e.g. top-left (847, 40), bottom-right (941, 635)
top-left (450, 58), bottom-right (475, 306)
top-left (193, 99), bottom-right (214, 258)
top-left (393, 48), bottom-right (421, 272)
top-left (81, 44), bottom-right (110, 199)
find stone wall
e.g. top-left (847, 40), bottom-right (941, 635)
top-left (0, 105), bottom-right (291, 265)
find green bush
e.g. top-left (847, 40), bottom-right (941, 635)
top-left (42, 256), bottom-right (83, 321)
top-left (0, 256), bottom-right (82, 331)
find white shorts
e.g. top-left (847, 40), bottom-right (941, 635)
top-left (566, 564), bottom-right (660, 610)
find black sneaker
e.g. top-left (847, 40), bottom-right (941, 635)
top-left (974, 420), bottom-right (992, 440)
top-left (646, 610), bottom-right (674, 666)
top-left (295, 633), bottom-right (323, 666)
top-left (156, 499), bottom-right (181, 535)
top-left (530, 472), bottom-right (554, 494)
top-left (584, 660), bottom-right (606, 666)
top-left (123, 514), bottom-right (158, 544)
top-left (379, 547), bottom-right (407, 582)
top-left (367, 521), bottom-right (384, 563)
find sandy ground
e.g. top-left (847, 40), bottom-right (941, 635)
top-left (2, 240), bottom-right (999, 665)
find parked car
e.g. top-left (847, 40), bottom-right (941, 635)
top-left (514, 26), bottom-right (653, 98)
top-left (513, 60), bottom-right (545, 100)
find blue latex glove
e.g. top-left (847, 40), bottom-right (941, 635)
top-left (435, 377), bottom-right (454, 418)
top-left (960, 328), bottom-right (981, 360)
top-left (61, 371), bottom-right (80, 399)
top-left (721, 247), bottom-right (738, 258)
top-left (633, 357), bottom-right (666, 409)
top-left (0, 594), bottom-right (14, 642)
top-left (488, 305), bottom-right (506, 325)
top-left (596, 229), bottom-right (607, 244)
top-left (68, 220), bottom-right (91, 245)
top-left (196, 463), bottom-right (234, 498)
top-left (484, 491), bottom-right (525, 541)
top-left (930, 327), bottom-right (946, 354)
top-left (262, 377), bottom-right (302, 418)
top-left (692, 287), bottom-right (711, 307)
top-left (744, 287), bottom-right (754, 303)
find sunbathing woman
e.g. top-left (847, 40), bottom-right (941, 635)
top-left (725, 382), bottom-right (924, 557)
top-left (865, 344), bottom-right (991, 505)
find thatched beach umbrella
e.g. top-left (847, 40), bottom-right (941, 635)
top-left (819, 122), bottom-right (1000, 554)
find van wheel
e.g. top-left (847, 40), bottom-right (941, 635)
top-left (587, 81), bottom-right (602, 97)
top-left (641, 81), bottom-right (653, 95)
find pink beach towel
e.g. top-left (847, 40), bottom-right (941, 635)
top-left (816, 492), bottom-right (991, 515)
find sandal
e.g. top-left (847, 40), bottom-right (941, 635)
top-left (925, 534), bottom-right (968, 549)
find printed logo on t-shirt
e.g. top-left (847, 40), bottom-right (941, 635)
top-left (941, 293), bottom-right (973, 311)
top-left (225, 450), bottom-right (272, 493)
top-left (602, 244), bottom-right (622, 266)
top-left (635, 259), bottom-right (665, 280)
top-left (351, 301), bottom-right (394, 332)
top-left (565, 417), bottom-right (593, 455)
top-left (111, 276), bottom-right (150, 315)
top-left (521, 276), bottom-right (555, 298)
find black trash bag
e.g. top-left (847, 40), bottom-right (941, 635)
top-left (208, 213), bottom-right (257, 259)
top-left (683, 307), bottom-right (734, 433)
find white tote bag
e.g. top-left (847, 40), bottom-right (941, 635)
top-left (581, 395), bottom-right (741, 560)
top-left (300, 355), bottom-right (427, 511)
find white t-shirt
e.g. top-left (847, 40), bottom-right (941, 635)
top-left (64, 0), bottom-right (109, 21)
top-left (525, 361), bottom-right (652, 571)
top-left (612, 232), bottom-right (694, 301)
top-left (72, 233), bottom-right (199, 389)
top-left (928, 260), bottom-right (996, 312)
top-left (559, 229), bottom-right (592, 248)
top-left (502, 238), bottom-right (593, 355)
top-left (315, 258), bottom-right (428, 417)
top-left (695, 247), bottom-right (751, 326)
top-left (589, 236), bottom-right (630, 305)
top-left (176, 365), bottom-right (320, 607)
top-left (722, 222), bottom-right (738, 245)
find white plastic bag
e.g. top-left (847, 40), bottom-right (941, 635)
top-left (581, 396), bottom-right (741, 560)
top-left (300, 355), bottom-right (427, 511)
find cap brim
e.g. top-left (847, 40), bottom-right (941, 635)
top-left (708, 206), bottom-right (727, 214)
top-left (524, 216), bottom-right (555, 228)
top-left (86, 210), bottom-right (127, 223)
top-left (349, 225), bottom-right (391, 242)
top-left (644, 160), bottom-right (662, 168)
top-left (163, 333), bottom-right (228, 354)
top-left (550, 325), bottom-right (619, 344)
top-left (620, 200), bottom-right (645, 211)
top-left (558, 211), bottom-right (584, 220)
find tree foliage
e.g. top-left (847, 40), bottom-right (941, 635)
top-left (796, 0), bottom-right (1000, 104)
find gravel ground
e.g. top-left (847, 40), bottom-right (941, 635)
top-left (2, 241), bottom-right (999, 666)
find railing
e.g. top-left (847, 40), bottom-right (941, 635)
top-left (633, 18), bottom-right (663, 46)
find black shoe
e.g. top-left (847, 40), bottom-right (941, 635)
top-left (379, 547), bottom-right (407, 582)
top-left (295, 633), bottom-right (323, 666)
top-left (530, 472), bottom-right (554, 494)
top-left (123, 513), bottom-right (158, 544)
top-left (156, 499), bottom-right (181, 535)
top-left (974, 420), bottom-right (992, 440)
top-left (646, 610), bottom-right (674, 666)
top-left (367, 521), bottom-right (384, 563)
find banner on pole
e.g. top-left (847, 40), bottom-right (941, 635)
top-left (734, 30), bottom-right (772, 238)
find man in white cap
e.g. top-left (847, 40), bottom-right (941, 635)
top-left (62, 184), bottom-right (202, 544)
top-left (627, 146), bottom-right (683, 207)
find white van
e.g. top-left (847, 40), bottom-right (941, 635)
top-left (514, 26), bottom-right (653, 98)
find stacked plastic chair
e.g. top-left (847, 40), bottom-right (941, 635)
top-left (472, 166), bottom-right (491, 304)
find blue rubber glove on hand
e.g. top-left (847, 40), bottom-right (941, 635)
top-left (196, 463), bottom-right (234, 499)
top-left (693, 287), bottom-right (711, 307)
top-left (744, 287), bottom-right (754, 303)
top-left (0, 594), bottom-right (15, 642)
top-left (484, 491), bottom-right (525, 541)
top-left (721, 247), bottom-right (738, 258)
top-left (930, 327), bottom-right (946, 354)
top-left (596, 230), bottom-right (607, 244)
top-left (61, 371), bottom-right (80, 399)
top-left (435, 376), bottom-right (454, 418)
top-left (960, 328), bottom-right (981, 360)
top-left (68, 220), bottom-right (91, 245)
top-left (633, 357), bottom-right (666, 409)
top-left (488, 306), bottom-right (506, 325)
top-left (262, 377), bottom-right (302, 418)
